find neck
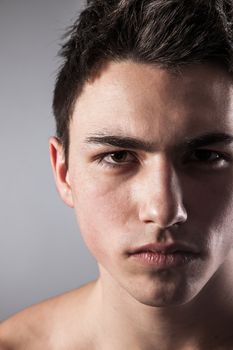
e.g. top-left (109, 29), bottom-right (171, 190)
top-left (93, 254), bottom-right (233, 350)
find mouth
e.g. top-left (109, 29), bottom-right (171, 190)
top-left (128, 242), bottom-right (201, 268)
top-left (129, 242), bottom-right (200, 255)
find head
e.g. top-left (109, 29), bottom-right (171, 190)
top-left (50, 0), bottom-right (233, 307)
top-left (53, 0), bottom-right (233, 165)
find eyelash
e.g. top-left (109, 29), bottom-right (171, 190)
top-left (185, 149), bottom-right (231, 166)
top-left (96, 149), bottom-right (231, 169)
top-left (97, 151), bottom-right (137, 169)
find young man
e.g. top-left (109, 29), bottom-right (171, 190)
top-left (1, 0), bottom-right (233, 349)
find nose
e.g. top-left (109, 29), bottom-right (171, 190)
top-left (138, 157), bottom-right (187, 229)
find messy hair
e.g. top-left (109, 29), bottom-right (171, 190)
top-left (53, 0), bottom-right (233, 164)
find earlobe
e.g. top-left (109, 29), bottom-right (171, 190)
top-left (49, 137), bottom-right (74, 208)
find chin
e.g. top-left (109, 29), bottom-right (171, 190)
top-left (132, 290), bottom-right (192, 308)
top-left (121, 271), bottom-right (205, 308)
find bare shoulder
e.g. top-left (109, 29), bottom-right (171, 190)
top-left (0, 280), bottom-right (98, 350)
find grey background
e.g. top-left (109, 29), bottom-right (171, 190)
top-left (0, 0), bottom-right (98, 321)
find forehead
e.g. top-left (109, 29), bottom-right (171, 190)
top-left (70, 60), bottom-right (233, 146)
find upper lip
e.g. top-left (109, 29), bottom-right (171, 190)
top-left (129, 242), bottom-right (200, 255)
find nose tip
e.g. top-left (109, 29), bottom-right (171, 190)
top-left (138, 162), bottom-right (187, 229)
top-left (139, 199), bottom-right (187, 228)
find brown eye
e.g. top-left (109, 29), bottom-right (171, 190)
top-left (191, 150), bottom-right (220, 162)
top-left (109, 151), bottom-right (129, 163)
top-left (183, 149), bottom-right (231, 170)
top-left (97, 150), bottom-right (138, 169)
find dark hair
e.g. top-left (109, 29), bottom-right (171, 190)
top-left (53, 0), bottom-right (233, 165)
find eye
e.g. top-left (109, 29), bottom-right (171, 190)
top-left (191, 149), bottom-right (221, 162)
top-left (97, 150), bottom-right (137, 168)
top-left (186, 149), bottom-right (231, 168)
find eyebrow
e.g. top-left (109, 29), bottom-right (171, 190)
top-left (84, 132), bottom-right (233, 152)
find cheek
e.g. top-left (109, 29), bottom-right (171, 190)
top-left (186, 173), bottom-right (233, 255)
top-left (70, 172), bottom-right (133, 261)
top-left (190, 173), bottom-right (233, 226)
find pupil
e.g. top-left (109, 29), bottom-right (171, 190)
top-left (195, 150), bottom-right (212, 161)
top-left (112, 152), bottom-right (126, 161)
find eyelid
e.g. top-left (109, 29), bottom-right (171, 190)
top-left (182, 148), bottom-right (232, 165)
top-left (189, 148), bottom-right (230, 158)
top-left (97, 150), bottom-right (138, 166)
top-left (95, 148), bottom-right (233, 170)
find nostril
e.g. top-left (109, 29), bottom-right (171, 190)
top-left (139, 201), bottom-right (187, 229)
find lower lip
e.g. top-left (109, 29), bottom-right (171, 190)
top-left (129, 251), bottom-right (199, 268)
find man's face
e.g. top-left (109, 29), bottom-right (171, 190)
top-left (54, 61), bottom-right (233, 306)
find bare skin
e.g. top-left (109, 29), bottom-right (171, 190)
top-left (1, 61), bottom-right (233, 349)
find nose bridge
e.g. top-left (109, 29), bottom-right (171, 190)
top-left (157, 158), bottom-right (178, 202)
top-left (138, 156), bottom-right (187, 228)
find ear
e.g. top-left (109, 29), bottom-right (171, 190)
top-left (49, 137), bottom-right (74, 208)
